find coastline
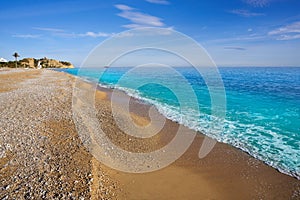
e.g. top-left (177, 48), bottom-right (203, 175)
top-left (1, 69), bottom-right (299, 199)
top-left (92, 76), bottom-right (300, 199)
top-left (73, 67), bottom-right (300, 180)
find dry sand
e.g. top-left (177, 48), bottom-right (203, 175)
top-left (0, 69), bottom-right (299, 199)
top-left (0, 69), bottom-right (118, 199)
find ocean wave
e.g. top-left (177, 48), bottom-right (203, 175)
top-left (97, 82), bottom-right (300, 180)
top-left (68, 70), bottom-right (300, 180)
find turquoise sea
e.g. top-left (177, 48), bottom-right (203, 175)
top-left (58, 67), bottom-right (300, 179)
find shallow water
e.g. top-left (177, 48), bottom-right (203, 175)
top-left (59, 66), bottom-right (300, 179)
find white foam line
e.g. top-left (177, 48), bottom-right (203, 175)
top-left (68, 72), bottom-right (300, 180)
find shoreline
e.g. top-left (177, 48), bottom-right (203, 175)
top-left (70, 69), bottom-right (299, 180)
top-left (1, 69), bottom-right (299, 199)
top-left (68, 69), bottom-right (300, 199)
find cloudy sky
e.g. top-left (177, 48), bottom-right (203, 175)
top-left (0, 0), bottom-right (300, 67)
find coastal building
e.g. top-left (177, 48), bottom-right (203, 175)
top-left (0, 58), bottom-right (8, 62)
top-left (37, 61), bottom-right (42, 69)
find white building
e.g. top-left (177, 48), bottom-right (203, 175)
top-left (0, 58), bottom-right (8, 62)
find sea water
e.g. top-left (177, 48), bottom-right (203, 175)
top-left (58, 67), bottom-right (300, 179)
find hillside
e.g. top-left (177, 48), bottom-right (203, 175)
top-left (0, 57), bottom-right (74, 69)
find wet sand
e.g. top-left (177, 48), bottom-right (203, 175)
top-left (1, 69), bottom-right (299, 199)
top-left (94, 86), bottom-right (300, 200)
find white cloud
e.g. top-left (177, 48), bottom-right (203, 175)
top-left (115, 4), bottom-right (133, 11)
top-left (244, 0), bottom-right (272, 7)
top-left (118, 12), bottom-right (164, 27)
top-left (115, 4), bottom-right (164, 28)
top-left (145, 0), bottom-right (170, 5)
top-left (114, 32), bottom-right (135, 38)
top-left (205, 34), bottom-right (266, 44)
top-left (269, 21), bottom-right (300, 35)
top-left (228, 9), bottom-right (264, 17)
top-left (276, 34), bottom-right (300, 40)
top-left (122, 24), bottom-right (147, 29)
top-left (268, 21), bottom-right (300, 40)
top-left (55, 31), bottom-right (113, 38)
top-left (12, 34), bottom-right (41, 38)
top-left (32, 27), bottom-right (113, 38)
top-left (79, 32), bottom-right (112, 37)
top-left (113, 27), bottom-right (174, 39)
top-left (33, 27), bottom-right (65, 32)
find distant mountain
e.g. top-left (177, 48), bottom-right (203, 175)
top-left (0, 57), bottom-right (74, 68)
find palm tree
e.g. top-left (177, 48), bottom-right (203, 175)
top-left (13, 52), bottom-right (20, 68)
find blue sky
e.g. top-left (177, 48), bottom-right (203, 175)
top-left (0, 0), bottom-right (300, 67)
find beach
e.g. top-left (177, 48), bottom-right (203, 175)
top-left (0, 68), bottom-right (299, 199)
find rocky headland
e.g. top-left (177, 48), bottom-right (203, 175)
top-left (0, 58), bottom-right (74, 69)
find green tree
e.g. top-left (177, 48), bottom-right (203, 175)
top-left (12, 52), bottom-right (20, 68)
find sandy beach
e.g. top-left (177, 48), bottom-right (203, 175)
top-left (0, 69), bottom-right (299, 199)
